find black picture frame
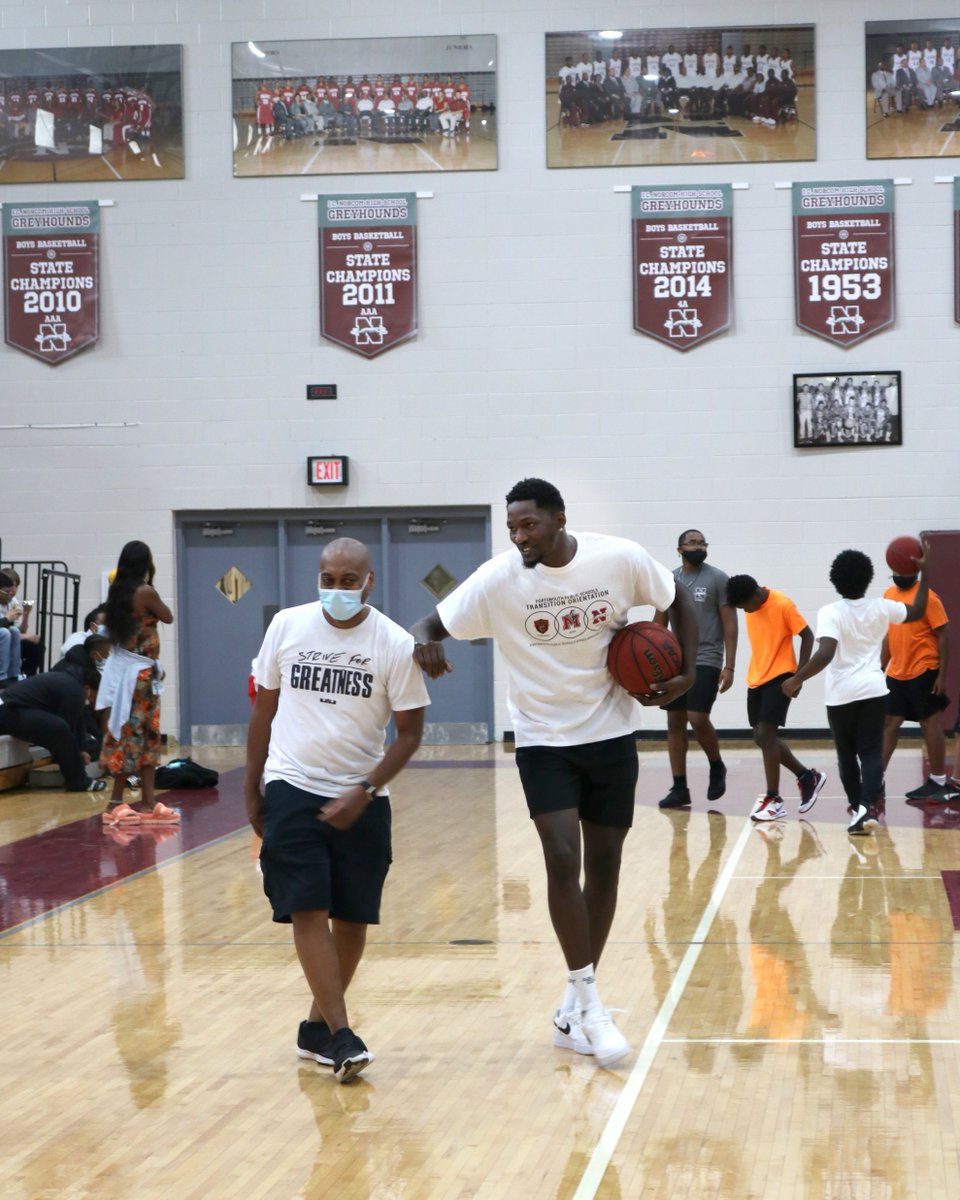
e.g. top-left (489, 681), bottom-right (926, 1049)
top-left (793, 371), bottom-right (902, 448)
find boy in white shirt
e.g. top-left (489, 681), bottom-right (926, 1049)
top-left (782, 546), bottom-right (932, 834)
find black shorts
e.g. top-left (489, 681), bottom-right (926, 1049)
top-left (664, 664), bottom-right (721, 714)
top-left (258, 778), bottom-right (392, 925)
top-left (514, 733), bottom-right (638, 828)
top-left (747, 673), bottom-right (792, 729)
top-left (885, 668), bottom-right (950, 722)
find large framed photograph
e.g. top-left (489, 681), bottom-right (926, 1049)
top-left (866, 19), bottom-right (960, 159)
top-left (545, 24), bottom-right (815, 169)
top-left (0, 45), bottom-right (184, 183)
top-left (793, 372), bottom-right (902, 448)
top-left (232, 35), bottom-right (497, 177)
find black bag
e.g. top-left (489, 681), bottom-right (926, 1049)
top-left (155, 757), bottom-right (219, 788)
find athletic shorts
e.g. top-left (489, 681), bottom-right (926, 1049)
top-left (885, 668), bottom-right (950, 722)
top-left (258, 778), bottom-right (392, 925)
top-left (514, 733), bottom-right (638, 828)
top-left (747, 673), bottom-right (792, 729)
top-left (664, 664), bottom-right (721, 714)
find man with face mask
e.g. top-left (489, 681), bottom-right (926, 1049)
top-left (244, 537), bottom-right (429, 1083)
top-left (654, 529), bottom-right (741, 810)
top-left (881, 561), bottom-right (953, 802)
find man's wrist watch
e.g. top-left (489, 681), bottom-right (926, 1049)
top-left (358, 779), bottom-right (377, 796)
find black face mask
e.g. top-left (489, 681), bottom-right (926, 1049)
top-left (681, 549), bottom-right (708, 566)
top-left (891, 574), bottom-right (918, 590)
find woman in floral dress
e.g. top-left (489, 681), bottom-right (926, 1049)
top-left (100, 541), bottom-right (178, 825)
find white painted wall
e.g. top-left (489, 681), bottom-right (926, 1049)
top-left (1, 0), bottom-right (958, 739)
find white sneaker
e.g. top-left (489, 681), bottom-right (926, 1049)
top-left (751, 794), bottom-right (786, 822)
top-left (581, 1007), bottom-right (631, 1068)
top-left (552, 1008), bottom-right (593, 1055)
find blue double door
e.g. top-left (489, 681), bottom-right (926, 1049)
top-left (176, 509), bottom-right (492, 745)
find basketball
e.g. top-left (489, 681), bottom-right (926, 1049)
top-left (885, 535), bottom-right (922, 575)
top-left (607, 621), bottom-right (682, 695)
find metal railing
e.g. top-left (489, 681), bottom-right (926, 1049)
top-left (0, 549), bottom-right (79, 671)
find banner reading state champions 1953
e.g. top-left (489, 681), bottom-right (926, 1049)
top-left (631, 185), bottom-right (733, 351)
top-left (319, 193), bottom-right (418, 359)
top-left (793, 180), bottom-right (895, 348)
top-left (3, 201), bottom-right (100, 365)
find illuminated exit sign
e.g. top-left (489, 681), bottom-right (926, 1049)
top-left (307, 455), bottom-right (349, 486)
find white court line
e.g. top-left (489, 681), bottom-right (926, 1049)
top-left (414, 142), bottom-right (445, 170)
top-left (663, 1036), bottom-right (960, 1045)
top-left (939, 131), bottom-right (957, 156)
top-left (573, 815), bottom-right (755, 1200)
top-left (99, 155), bottom-right (123, 180)
top-left (300, 146), bottom-right (325, 174)
top-left (612, 136), bottom-right (626, 166)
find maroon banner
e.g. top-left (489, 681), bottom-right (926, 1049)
top-left (318, 193), bottom-right (418, 358)
top-left (793, 180), bottom-right (894, 348)
top-left (3, 201), bottom-right (100, 365)
top-left (631, 185), bottom-right (733, 351)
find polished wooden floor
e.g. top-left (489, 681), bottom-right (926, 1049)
top-left (3, 741), bottom-right (960, 1198)
top-left (0, 133), bottom-right (184, 183)
top-left (865, 91), bottom-right (960, 160)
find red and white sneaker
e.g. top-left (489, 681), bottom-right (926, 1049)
top-left (750, 794), bottom-right (786, 822)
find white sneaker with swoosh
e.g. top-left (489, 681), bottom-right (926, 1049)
top-left (552, 1008), bottom-right (593, 1054)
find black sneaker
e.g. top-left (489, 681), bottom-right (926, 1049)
top-left (863, 803), bottom-right (882, 829)
top-left (658, 786), bottom-right (691, 809)
top-left (847, 804), bottom-right (870, 835)
top-left (330, 1026), bottom-right (374, 1083)
top-left (296, 1019), bottom-right (334, 1066)
top-left (706, 762), bottom-right (727, 802)
top-left (905, 777), bottom-right (954, 802)
top-left (797, 768), bottom-right (827, 814)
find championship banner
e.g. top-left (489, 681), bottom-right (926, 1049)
top-left (631, 185), bottom-right (733, 351)
top-left (318, 193), bottom-right (418, 358)
top-left (793, 180), bottom-right (894, 348)
top-left (3, 201), bottom-right (100, 365)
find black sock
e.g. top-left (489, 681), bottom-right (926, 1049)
top-left (672, 775), bottom-right (687, 790)
top-left (709, 759), bottom-right (725, 773)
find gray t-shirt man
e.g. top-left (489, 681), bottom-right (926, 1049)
top-left (673, 561), bottom-right (729, 668)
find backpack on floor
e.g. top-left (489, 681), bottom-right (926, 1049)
top-left (155, 757), bottom-right (219, 789)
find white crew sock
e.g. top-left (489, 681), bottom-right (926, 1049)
top-left (558, 980), bottom-right (578, 1014)
top-left (931, 774), bottom-right (947, 785)
top-left (568, 963), bottom-right (601, 1014)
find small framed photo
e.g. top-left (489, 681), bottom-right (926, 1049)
top-left (545, 23), bottom-right (816, 169)
top-left (231, 34), bottom-right (497, 177)
top-left (866, 19), bottom-right (960, 160)
top-left (793, 371), bottom-right (902, 448)
top-left (0, 45), bottom-right (184, 183)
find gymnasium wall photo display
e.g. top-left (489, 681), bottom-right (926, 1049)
top-left (545, 24), bottom-right (815, 169)
top-left (0, 45), bottom-right (184, 183)
top-left (793, 371), bottom-right (902, 449)
top-left (866, 19), bottom-right (960, 159)
top-left (232, 35), bottom-right (497, 177)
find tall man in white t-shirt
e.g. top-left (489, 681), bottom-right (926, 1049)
top-left (782, 545), bottom-right (931, 835)
top-left (245, 538), bottom-right (429, 1082)
top-left (411, 478), bottom-right (697, 1067)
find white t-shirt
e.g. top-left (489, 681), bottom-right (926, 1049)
top-left (816, 596), bottom-right (906, 706)
top-left (255, 602), bottom-right (429, 797)
top-left (436, 531), bottom-right (676, 747)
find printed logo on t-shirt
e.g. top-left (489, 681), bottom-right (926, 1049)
top-left (694, 587), bottom-right (707, 602)
top-left (523, 590), bottom-right (613, 644)
top-left (290, 650), bottom-right (374, 703)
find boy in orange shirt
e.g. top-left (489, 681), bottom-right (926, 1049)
top-left (881, 565), bottom-right (953, 802)
top-left (726, 575), bottom-right (825, 821)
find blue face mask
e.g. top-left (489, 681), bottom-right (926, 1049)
top-left (96, 624), bottom-right (108, 636)
top-left (318, 581), bottom-right (368, 621)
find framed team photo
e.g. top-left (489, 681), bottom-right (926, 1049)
top-left (866, 19), bottom-right (960, 159)
top-left (0, 45), bottom-right (184, 183)
top-left (232, 35), bottom-right (497, 177)
top-left (545, 24), bottom-right (815, 169)
top-left (793, 371), bottom-right (902, 448)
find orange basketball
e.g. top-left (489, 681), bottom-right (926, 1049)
top-left (607, 621), bottom-right (682, 694)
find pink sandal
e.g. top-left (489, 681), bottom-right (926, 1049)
top-left (138, 802), bottom-right (181, 826)
top-left (102, 803), bottom-right (141, 826)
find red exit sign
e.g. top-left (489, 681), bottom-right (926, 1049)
top-left (307, 455), bottom-right (349, 486)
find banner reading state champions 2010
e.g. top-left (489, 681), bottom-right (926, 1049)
top-left (3, 201), bottom-right (100, 365)
top-left (793, 180), bottom-right (895, 348)
top-left (319, 193), bottom-right (418, 359)
top-left (631, 184), bottom-right (733, 351)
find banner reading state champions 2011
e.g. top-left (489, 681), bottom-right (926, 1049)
top-left (3, 201), bottom-right (100, 365)
top-left (793, 180), bottom-right (895, 348)
top-left (319, 193), bottom-right (418, 358)
top-left (631, 184), bottom-right (733, 351)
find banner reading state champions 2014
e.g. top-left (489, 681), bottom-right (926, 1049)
top-left (793, 180), bottom-right (895, 348)
top-left (319, 193), bottom-right (418, 359)
top-left (3, 201), bottom-right (100, 365)
top-left (631, 184), bottom-right (733, 351)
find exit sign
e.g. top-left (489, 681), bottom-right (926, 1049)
top-left (307, 455), bottom-right (349, 486)
top-left (306, 384), bottom-right (338, 400)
